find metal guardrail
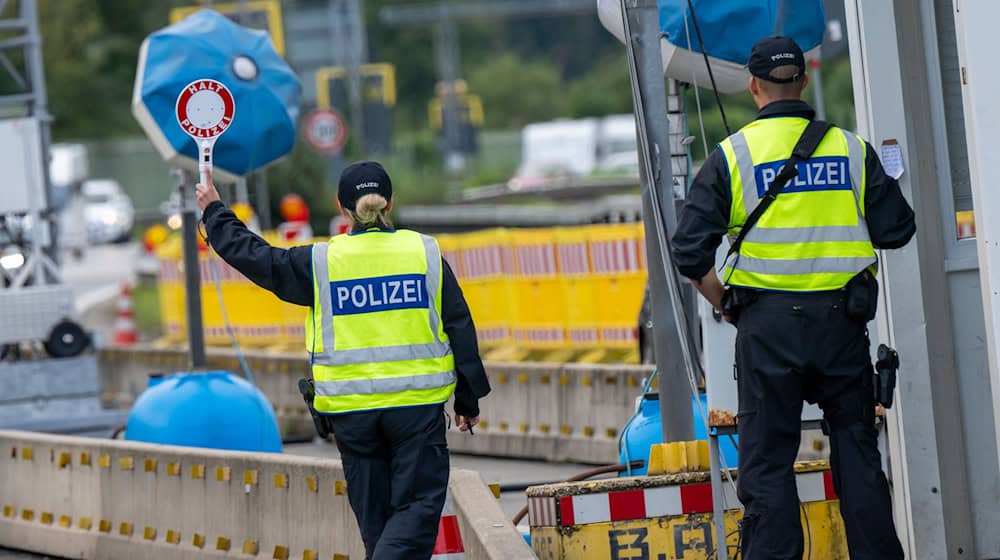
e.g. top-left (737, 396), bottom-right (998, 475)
top-left (458, 176), bottom-right (641, 204)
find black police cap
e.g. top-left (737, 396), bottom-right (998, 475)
top-left (338, 161), bottom-right (393, 211)
top-left (748, 35), bottom-right (806, 83)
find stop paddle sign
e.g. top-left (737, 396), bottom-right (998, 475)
top-left (176, 78), bottom-right (236, 185)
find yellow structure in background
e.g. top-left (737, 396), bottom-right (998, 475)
top-left (155, 223), bottom-right (648, 363)
top-left (169, 1), bottom-right (285, 56)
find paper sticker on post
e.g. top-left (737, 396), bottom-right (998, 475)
top-left (880, 139), bottom-right (904, 180)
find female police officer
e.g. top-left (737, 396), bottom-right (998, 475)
top-left (196, 161), bottom-right (491, 560)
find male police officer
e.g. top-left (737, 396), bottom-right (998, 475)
top-left (196, 162), bottom-right (491, 559)
top-left (672, 37), bottom-right (914, 559)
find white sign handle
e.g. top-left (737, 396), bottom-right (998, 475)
top-left (198, 139), bottom-right (215, 187)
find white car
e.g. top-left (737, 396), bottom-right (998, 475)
top-left (82, 179), bottom-right (134, 244)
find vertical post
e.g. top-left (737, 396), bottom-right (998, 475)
top-left (23, 0), bottom-right (57, 267)
top-left (254, 171), bottom-right (272, 231)
top-left (808, 54), bottom-right (826, 121)
top-left (621, 0), bottom-right (695, 442)
top-left (434, 19), bottom-right (466, 182)
top-left (708, 433), bottom-right (729, 560)
top-left (177, 169), bottom-right (206, 369)
top-left (345, 0), bottom-right (367, 155)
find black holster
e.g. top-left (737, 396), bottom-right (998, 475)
top-left (721, 288), bottom-right (757, 324)
top-left (845, 269), bottom-right (879, 323)
top-left (298, 378), bottom-right (333, 439)
top-left (874, 345), bottom-right (899, 409)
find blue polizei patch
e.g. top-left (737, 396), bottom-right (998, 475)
top-left (754, 156), bottom-right (851, 198)
top-left (330, 274), bottom-right (427, 315)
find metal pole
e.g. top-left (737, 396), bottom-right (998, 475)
top-left (177, 169), bottom-right (206, 369)
top-left (434, 20), bottom-right (466, 179)
top-left (708, 433), bottom-right (729, 560)
top-left (621, 0), bottom-right (695, 442)
top-left (254, 171), bottom-right (272, 231)
top-left (809, 55), bottom-right (826, 121)
top-left (23, 0), bottom-right (57, 267)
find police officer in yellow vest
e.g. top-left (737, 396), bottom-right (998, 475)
top-left (672, 37), bottom-right (914, 559)
top-left (196, 161), bottom-right (491, 560)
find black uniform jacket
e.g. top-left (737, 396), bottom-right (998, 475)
top-left (202, 201), bottom-right (491, 417)
top-left (672, 99), bottom-right (917, 281)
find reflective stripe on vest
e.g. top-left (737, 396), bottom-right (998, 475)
top-left (311, 236), bottom-right (452, 366)
top-left (315, 370), bottom-right (457, 398)
top-left (722, 120), bottom-right (877, 291)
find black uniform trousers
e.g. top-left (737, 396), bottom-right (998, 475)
top-left (734, 290), bottom-right (903, 560)
top-left (329, 403), bottom-right (449, 560)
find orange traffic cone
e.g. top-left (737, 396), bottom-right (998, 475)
top-left (432, 492), bottom-right (465, 559)
top-left (113, 281), bottom-right (138, 346)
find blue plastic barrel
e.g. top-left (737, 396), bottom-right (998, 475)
top-left (125, 371), bottom-right (282, 453)
top-left (618, 392), bottom-right (738, 476)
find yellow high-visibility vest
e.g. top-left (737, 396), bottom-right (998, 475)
top-left (719, 117), bottom-right (877, 291)
top-left (306, 229), bottom-right (456, 414)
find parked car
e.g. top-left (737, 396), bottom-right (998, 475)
top-left (82, 179), bottom-right (134, 244)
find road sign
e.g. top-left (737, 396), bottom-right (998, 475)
top-left (176, 79), bottom-right (236, 186)
top-left (170, 1), bottom-right (285, 55)
top-left (304, 109), bottom-right (348, 155)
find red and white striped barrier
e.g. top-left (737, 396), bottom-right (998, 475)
top-left (528, 470), bottom-right (837, 527)
top-left (432, 492), bottom-right (465, 560)
top-left (591, 238), bottom-right (643, 274)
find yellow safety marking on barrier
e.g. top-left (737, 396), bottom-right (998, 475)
top-left (120, 457), bottom-right (134, 471)
top-left (335, 480), bottom-right (347, 495)
top-left (2, 506), bottom-right (13, 518)
top-left (606, 375), bottom-right (618, 384)
top-left (119, 522), bottom-right (134, 537)
top-left (40, 512), bottom-right (53, 525)
top-left (560, 374), bottom-right (570, 385)
top-left (167, 462), bottom-right (181, 476)
top-left (607, 428), bottom-right (618, 438)
top-left (21, 447), bottom-right (33, 461)
top-left (58, 452), bottom-right (71, 469)
top-left (144, 526), bottom-right (157, 540)
top-left (479, 420), bottom-right (488, 430)
top-left (302, 549), bottom-right (318, 560)
top-left (99, 519), bottom-right (111, 533)
top-left (21, 509), bottom-right (33, 521)
top-left (499, 421), bottom-right (509, 431)
top-left (243, 540), bottom-right (259, 554)
top-left (191, 464), bottom-right (206, 479)
top-left (519, 423), bottom-right (529, 433)
top-left (144, 458), bottom-right (158, 473)
top-left (166, 529), bottom-right (181, 544)
top-left (496, 373), bottom-right (507, 384)
top-left (489, 483), bottom-right (501, 499)
top-left (216, 536), bottom-right (231, 551)
top-left (193, 533), bottom-right (206, 548)
top-left (540, 374), bottom-right (551, 384)
top-left (273, 544), bottom-right (289, 559)
top-left (517, 373), bottom-right (528, 384)
top-left (582, 377), bottom-right (592, 387)
top-left (307, 476), bottom-right (318, 493)
top-left (540, 424), bottom-right (551, 434)
top-left (79, 517), bottom-right (92, 530)
top-left (217, 466), bottom-right (232, 481)
top-left (333, 554), bottom-right (349, 560)
top-left (244, 469), bottom-right (259, 485)
top-left (560, 425), bottom-right (572, 435)
top-left (58, 515), bottom-right (71, 528)
top-left (628, 376), bottom-right (639, 387)
top-left (80, 452), bottom-right (91, 466)
top-left (583, 426), bottom-right (595, 437)
top-left (98, 454), bottom-right (110, 469)
top-left (275, 473), bottom-right (288, 488)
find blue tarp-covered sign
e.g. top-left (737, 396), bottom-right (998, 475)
top-left (658, 0), bottom-right (826, 66)
top-left (132, 9), bottom-right (301, 180)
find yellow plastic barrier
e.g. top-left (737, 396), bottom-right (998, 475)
top-left (154, 224), bottom-right (648, 363)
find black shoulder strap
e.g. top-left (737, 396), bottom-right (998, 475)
top-left (725, 120), bottom-right (833, 260)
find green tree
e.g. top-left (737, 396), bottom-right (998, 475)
top-left (467, 53), bottom-right (568, 129)
top-left (567, 53), bottom-right (633, 118)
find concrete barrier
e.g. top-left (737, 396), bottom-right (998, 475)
top-left (0, 430), bottom-right (534, 560)
top-left (96, 346), bottom-right (656, 464)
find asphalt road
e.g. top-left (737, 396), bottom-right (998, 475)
top-left (62, 242), bottom-right (140, 314)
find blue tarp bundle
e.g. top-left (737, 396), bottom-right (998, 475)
top-left (658, 0), bottom-right (826, 65)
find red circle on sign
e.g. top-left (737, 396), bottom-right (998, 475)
top-left (305, 109), bottom-right (348, 154)
top-left (175, 79), bottom-right (236, 139)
